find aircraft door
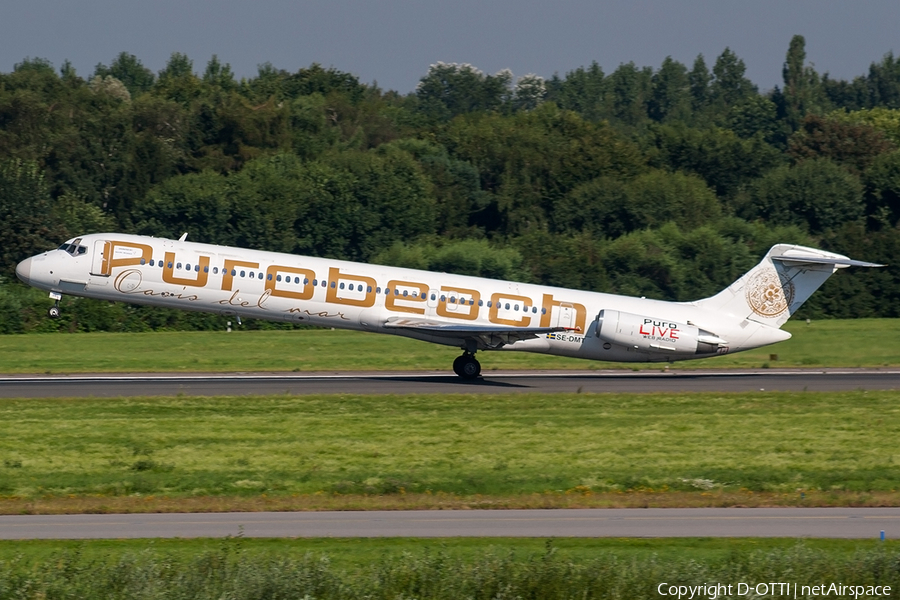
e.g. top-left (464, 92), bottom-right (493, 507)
top-left (554, 303), bottom-right (575, 329)
top-left (90, 240), bottom-right (108, 276)
top-left (444, 290), bottom-right (460, 312)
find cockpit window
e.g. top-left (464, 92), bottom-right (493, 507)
top-left (57, 243), bottom-right (87, 256)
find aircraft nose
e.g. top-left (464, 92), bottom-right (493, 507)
top-left (15, 257), bottom-right (32, 285)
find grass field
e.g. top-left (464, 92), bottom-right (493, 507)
top-left (0, 538), bottom-right (897, 599)
top-left (1, 391), bottom-right (898, 513)
top-left (1, 537), bottom-right (893, 571)
top-left (2, 318), bottom-right (899, 373)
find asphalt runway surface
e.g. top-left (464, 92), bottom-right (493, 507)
top-left (0, 369), bottom-right (898, 397)
top-left (1, 508), bottom-right (898, 539)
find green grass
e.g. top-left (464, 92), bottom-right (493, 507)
top-left (0, 391), bottom-right (898, 504)
top-left (0, 537), bottom-right (894, 570)
top-left (0, 538), bottom-right (898, 599)
top-left (1, 318), bottom-right (899, 374)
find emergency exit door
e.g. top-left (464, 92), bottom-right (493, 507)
top-left (554, 302), bottom-right (575, 329)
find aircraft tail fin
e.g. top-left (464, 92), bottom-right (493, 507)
top-left (693, 244), bottom-right (883, 328)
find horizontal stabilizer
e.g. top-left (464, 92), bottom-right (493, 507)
top-left (383, 317), bottom-right (567, 349)
top-left (771, 255), bottom-right (885, 268)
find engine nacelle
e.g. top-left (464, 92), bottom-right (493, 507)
top-left (595, 309), bottom-right (726, 355)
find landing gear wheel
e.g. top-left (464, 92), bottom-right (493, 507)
top-left (452, 353), bottom-right (481, 380)
top-left (47, 306), bottom-right (60, 319)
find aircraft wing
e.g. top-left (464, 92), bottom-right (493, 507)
top-left (382, 317), bottom-right (569, 349)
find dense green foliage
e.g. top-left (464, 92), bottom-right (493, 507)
top-left (0, 541), bottom-right (898, 599)
top-left (3, 37), bottom-right (900, 331)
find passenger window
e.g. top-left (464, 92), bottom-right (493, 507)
top-left (321, 280), bottom-right (326, 287)
top-left (185, 264), bottom-right (190, 270)
top-left (149, 259), bottom-right (155, 266)
top-left (177, 263), bottom-right (182, 270)
top-left (140, 258), bottom-right (146, 265)
top-left (303, 278), bottom-right (309, 285)
top-left (532, 307), bottom-right (537, 313)
top-left (430, 293), bottom-right (436, 300)
top-left (487, 301), bottom-right (492, 307)
top-left (514, 304), bottom-right (519, 311)
top-left (312, 279), bottom-right (318, 286)
top-left (250, 272), bottom-right (256, 279)
top-left (376, 287), bottom-right (381, 293)
top-left (421, 292), bottom-right (427, 299)
top-left (168, 262), bottom-right (173, 269)
top-left (212, 267), bottom-right (218, 274)
top-left (276, 275), bottom-right (281, 282)
top-left (203, 266), bottom-right (209, 273)
top-left (478, 300), bottom-right (483, 306)
top-left (368, 286), bottom-right (373, 293)
top-left (330, 281), bottom-right (335, 288)
top-left (339, 282), bottom-right (344, 289)
top-left (195, 265), bottom-right (200, 272)
top-left (240, 270), bottom-right (246, 277)
top-left (440, 295), bottom-right (446, 302)
top-left (541, 308), bottom-right (546, 314)
top-left (505, 303), bottom-right (510, 310)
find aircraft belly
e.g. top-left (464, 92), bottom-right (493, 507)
top-left (496, 337), bottom-right (551, 353)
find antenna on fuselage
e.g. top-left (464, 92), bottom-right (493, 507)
top-left (178, 232), bottom-right (188, 242)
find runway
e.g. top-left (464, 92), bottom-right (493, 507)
top-left (0, 369), bottom-right (897, 397)
top-left (0, 508), bottom-right (897, 539)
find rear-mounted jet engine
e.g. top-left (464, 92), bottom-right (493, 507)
top-left (596, 309), bottom-right (727, 355)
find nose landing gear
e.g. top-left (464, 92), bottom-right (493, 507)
top-left (452, 352), bottom-right (481, 380)
top-left (47, 292), bottom-right (62, 319)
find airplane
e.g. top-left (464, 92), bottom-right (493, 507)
top-left (15, 233), bottom-right (882, 378)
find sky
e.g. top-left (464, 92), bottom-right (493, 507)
top-left (1, 0), bottom-right (898, 94)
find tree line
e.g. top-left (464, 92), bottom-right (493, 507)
top-left (1, 35), bottom-right (899, 333)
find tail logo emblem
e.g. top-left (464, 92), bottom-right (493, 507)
top-left (745, 268), bottom-right (794, 317)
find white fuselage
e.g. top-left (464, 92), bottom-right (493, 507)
top-left (16, 233), bottom-right (792, 363)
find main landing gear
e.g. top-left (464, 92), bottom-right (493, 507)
top-left (452, 352), bottom-right (481, 380)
